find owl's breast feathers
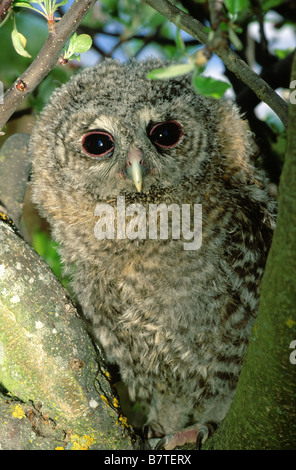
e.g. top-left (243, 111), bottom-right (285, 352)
top-left (29, 59), bottom-right (277, 440)
top-left (51, 172), bottom-right (275, 399)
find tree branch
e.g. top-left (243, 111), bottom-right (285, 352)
top-left (0, 219), bottom-right (141, 450)
top-left (0, 0), bottom-right (13, 23)
top-left (0, 0), bottom-right (97, 132)
top-left (144, 0), bottom-right (289, 127)
top-left (77, 23), bottom-right (199, 56)
top-left (208, 0), bottom-right (228, 50)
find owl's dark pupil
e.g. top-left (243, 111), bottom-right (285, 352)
top-left (149, 121), bottom-right (183, 148)
top-left (82, 131), bottom-right (114, 158)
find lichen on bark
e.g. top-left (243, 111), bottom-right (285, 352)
top-left (0, 221), bottom-right (141, 450)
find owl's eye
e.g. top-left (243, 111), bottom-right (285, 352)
top-left (149, 121), bottom-right (183, 149)
top-left (81, 130), bottom-right (114, 158)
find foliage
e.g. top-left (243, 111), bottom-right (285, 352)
top-left (62, 31), bottom-right (93, 61)
top-left (7, 1), bottom-right (92, 65)
top-left (31, 230), bottom-right (65, 284)
top-left (1, 1), bottom-right (292, 112)
top-left (13, 0), bottom-right (68, 21)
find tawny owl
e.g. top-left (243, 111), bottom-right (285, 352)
top-left (29, 58), bottom-right (276, 449)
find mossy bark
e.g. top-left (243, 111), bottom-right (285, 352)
top-left (0, 221), bottom-right (141, 450)
top-left (203, 52), bottom-right (296, 451)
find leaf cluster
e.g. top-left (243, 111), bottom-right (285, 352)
top-left (0, 0), bottom-right (293, 169)
top-left (6, 1), bottom-right (92, 62)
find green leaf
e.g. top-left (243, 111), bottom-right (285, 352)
top-left (274, 48), bottom-right (294, 59)
top-left (147, 63), bottom-right (194, 80)
top-left (175, 29), bottom-right (185, 53)
top-left (147, 11), bottom-right (167, 29)
top-left (224, 0), bottom-right (248, 15)
top-left (192, 75), bottom-right (230, 99)
top-left (69, 33), bottom-right (92, 53)
top-left (63, 33), bottom-right (92, 61)
top-left (69, 53), bottom-right (81, 61)
top-left (13, 1), bottom-right (40, 12)
top-left (261, 0), bottom-right (283, 11)
top-left (228, 27), bottom-right (243, 50)
top-left (55, 0), bottom-right (68, 7)
top-left (11, 27), bottom-right (32, 58)
top-left (32, 230), bottom-right (62, 280)
top-left (219, 21), bottom-right (229, 32)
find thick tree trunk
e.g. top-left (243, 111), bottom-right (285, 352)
top-left (0, 220), bottom-right (141, 450)
top-left (203, 53), bottom-right (296, 451)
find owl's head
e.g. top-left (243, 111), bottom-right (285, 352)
top-left (30, 58), bottom-right (250, 206)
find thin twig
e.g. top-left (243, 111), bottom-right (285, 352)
top-left (78, 23), bottom-right (199, 47)
top-left (0, 0), bottom-right (96, 132)
top-left (144, 0), bottom-right (289, 127)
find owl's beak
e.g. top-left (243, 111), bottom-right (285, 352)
top-left (125, 147), bottom-right (146, 193)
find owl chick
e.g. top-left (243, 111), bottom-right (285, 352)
top-left (30, 58), bottom-right (276, 449)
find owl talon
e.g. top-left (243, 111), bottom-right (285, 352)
top-left (154, 434), bottom-right (173, 450)
top-left (152, 424), bottom-right (212, 450)
top-left (195, 425), bottom-right (209, 450)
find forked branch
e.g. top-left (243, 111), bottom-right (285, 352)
top-left (0, 0), bottom-right (96, 132)
top-left (144, 0), bottom-right (289, 127)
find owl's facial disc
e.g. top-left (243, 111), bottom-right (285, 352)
top-left (124, 146), bottom-right (149, 193)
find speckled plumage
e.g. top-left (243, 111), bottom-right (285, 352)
top-left (30, 58), bottom-right (276, 449)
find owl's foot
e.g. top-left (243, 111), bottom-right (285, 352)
top-left (153, 423), bottom-right (215, 450)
